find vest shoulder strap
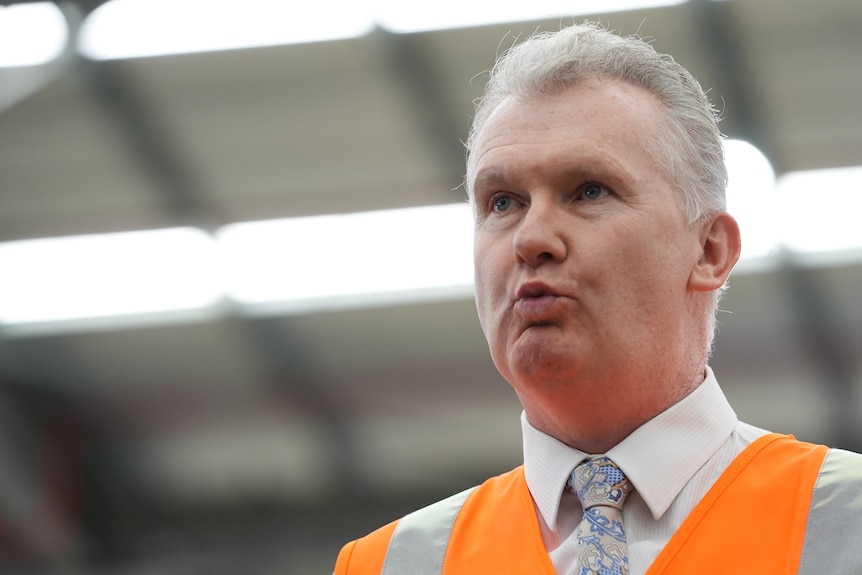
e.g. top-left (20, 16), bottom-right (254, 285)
top-left (647, 433), bottom-right (828, 575)
top-left (380, 466), bottom-right (554, 575)
top-left (380, 486), bottom-right (477, 575)
top-left (799, 448), bottom-right (862, 574)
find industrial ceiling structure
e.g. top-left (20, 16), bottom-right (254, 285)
top-left (1, 0), bottom-right (861, 572)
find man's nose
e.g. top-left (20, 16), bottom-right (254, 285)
top-left (512, 203), bottom-right (567, 267)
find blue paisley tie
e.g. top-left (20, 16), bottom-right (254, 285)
top-left (570, 457), bottom-right (634, 575)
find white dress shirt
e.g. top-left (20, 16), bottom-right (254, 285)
top-left (522, 367), bottom-right (770, 575)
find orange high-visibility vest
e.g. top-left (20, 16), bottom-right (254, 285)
top-left (335, 434), bottom-right (862, 574)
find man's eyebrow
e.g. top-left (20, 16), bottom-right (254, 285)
top-left (472, 169), bottom-right (507, 190)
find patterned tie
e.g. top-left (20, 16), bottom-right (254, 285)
top-left (570, 457), bottom-right (634, 575)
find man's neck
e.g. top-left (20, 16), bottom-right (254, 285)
top-left (520, 364), bottom-right (707, 453)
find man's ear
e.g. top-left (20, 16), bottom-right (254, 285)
top-left (688, 212), bottom-right (741, 292)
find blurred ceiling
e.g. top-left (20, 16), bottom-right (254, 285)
top-left (0, 0), bottom-right (861, 572)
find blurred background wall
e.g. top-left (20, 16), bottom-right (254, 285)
top-left (0, 0), bottom-right (861, 572)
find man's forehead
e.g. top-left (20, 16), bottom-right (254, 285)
top-left (472, 88), bottom-right (668, 176)
top-left (475, 81), bottom-right (665, 143)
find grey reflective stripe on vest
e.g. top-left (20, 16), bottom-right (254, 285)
top-left (380, 486), bottom-right (476, 575)
top-left (798, 448), bottom-right (862, 574)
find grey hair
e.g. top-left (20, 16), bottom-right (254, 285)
top-left (464, 22), bottom-right (729, 352)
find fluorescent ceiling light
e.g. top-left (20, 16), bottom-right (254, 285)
top-left (79, 0), bottom-right (374, 60)
top-left (0, 2), bottom-right (68, 67)
top-left (0, 228), bottom-right (221, 327)
top-left (78, 0), bottom-right (686, 60)
top-left (724, 139), bottom-right (778, 261)
top-left (377, 0), bottom-right (687, 34)
top-left (217, 203), bottom-right (474, 313)
top-left (777, 166), bottom-right (862, 256)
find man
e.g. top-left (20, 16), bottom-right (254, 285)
top-left (334, 22), bottom-right (862, 575)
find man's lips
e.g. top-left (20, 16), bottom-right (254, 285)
top-left (516, 282), bottom-right (557, 300)
top-left (514, 282), bottom-right (564, 320)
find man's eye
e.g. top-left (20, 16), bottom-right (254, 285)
top-left (583, 183), bottom-right (609, 200)
top-left (492, 196), bottom-right (513, 212)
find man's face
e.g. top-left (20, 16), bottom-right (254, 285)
top-left (470, 79), bottom-right (706, 410)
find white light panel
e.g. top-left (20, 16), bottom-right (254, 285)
top-left (376, 0), bottom-right (687, 34)
top-left (0, 228), bottom-right (222, 327)
top-left (0, 2), bottom-right (67, 67)
top-left (78, 0), bottom-right (374, 60)
top-left (217, 203), bottom-right (474, 314)
top-left (725, 139), bottom-right (778, 261)
top-left (778, 166), bottom-right (862, 257)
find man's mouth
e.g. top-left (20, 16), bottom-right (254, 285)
top-left (515, 282), bottom-right (561, 320)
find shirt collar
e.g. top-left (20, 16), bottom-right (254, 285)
top-left (522, 367), bottom-right (738, 530)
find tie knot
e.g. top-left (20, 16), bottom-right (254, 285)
top-left (570, 457), bottom-right (633, 512)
